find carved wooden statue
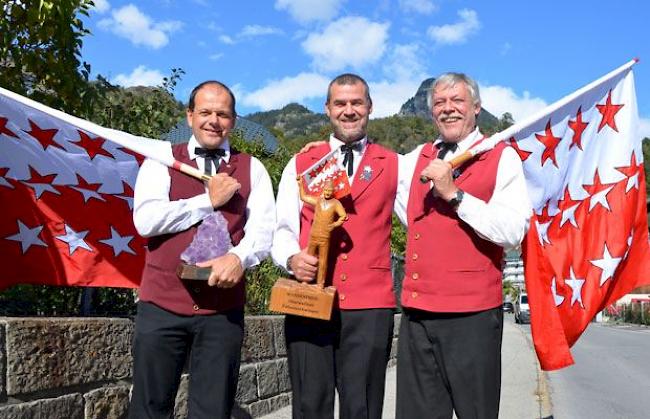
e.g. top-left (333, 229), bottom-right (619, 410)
top-left (297, 177), bottom-right (347, 287)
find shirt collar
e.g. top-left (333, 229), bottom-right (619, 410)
top-left (433, 127), bottom-right (481, 154)
top-left (329, 134), bottom-right (368, 154)
top-left (187, 135), bottom-right (231, 163)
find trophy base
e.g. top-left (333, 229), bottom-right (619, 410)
top-left (269, 278), bottom-right (336, 321)
top-left (176, 263), bottom-right (211, 280)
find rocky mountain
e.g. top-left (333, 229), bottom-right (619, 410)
top-left (245, 103), bottom-right (329, 138)
top-left (244, 78), bottom-right (503, 140)
top-left (399, 78), bottom-right (500, 128)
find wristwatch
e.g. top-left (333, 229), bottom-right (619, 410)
top-left (447, 189), bottom-right (465, 210)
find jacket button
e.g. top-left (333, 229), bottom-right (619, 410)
top-left (340, 294), bottom-right (346, 301)
top-left (192, 304), bottom-right (199, 311)
top-left (412, 272), bottom-right (419, 280)
top-left (193, 287), bottom-right (200, 293)
top-left (412, 253), bottom-right (418, 261)
top-left (340, 273), bottom-right (347, 281)
top-left (341, 254), bottom-right (348, 261)
top-left (411, 292), bottom-right (418, 298)
top-left (414, 232), bottom-right (421, 240)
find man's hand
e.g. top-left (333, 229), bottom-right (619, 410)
top-left (208, 173), bottom-right (241, 208)
top-left (299, 141), bottom-right (327, 154)
top-left (288, 249), bottom-right (318, 282)
top-left (197, 253), bottom-right (244, 288)
top-left (420, 159), bottom-right (457, 201)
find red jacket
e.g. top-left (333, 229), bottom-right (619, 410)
top-left (402, 141), bottom-right (506, 312)
top-left (296, 142), bottom-right (398, 309)
top-left (139, 144), bottom-right (251, 315)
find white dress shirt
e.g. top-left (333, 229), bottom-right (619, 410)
top-left (273, 135), bottom-right (404, 271)
top-left (395, 128), bottom-right (531, 250)
top-left (133, 135), bottom-right (275, 269)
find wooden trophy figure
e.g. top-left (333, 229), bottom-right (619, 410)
top-left (269, 178), bottom-right (347, 320)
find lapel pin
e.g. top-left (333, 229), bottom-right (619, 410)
top-left (359, 165), bottom-right (373, 182)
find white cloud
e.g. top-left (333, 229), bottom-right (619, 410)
top-left (98, 4), bottom-right (182, 49)
top-left (219, 35), bottom-right (235, 45)
top-left (242, 73), bottom-right (330, 111)
top-left (399, 0), bottom-right (437, 14)
top-left (302, 17), bottom-right (389, 72)
top-left (479, 84), bottom-right (548, 122)
top-left (93, 0), bottom-right (110, 13)
top-left (275, 0), bottom-right (345, 25)
top-left (639, 116), bottom-right (650, 139)
top-left (369, 79), bottom-right (422, 118)
top-left (112, 65), bottom-right (165, 87)
top-left (383, 43), bottom-right (426, 82)
top-left (427, 8), bottom-right (480, 45)
top-left (209, 53), bottom-right (223, 61)
top-left (240, 25), bottom-right (283, 37)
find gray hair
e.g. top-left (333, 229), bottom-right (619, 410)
top-left (427, 72), bottom-right (481, 111)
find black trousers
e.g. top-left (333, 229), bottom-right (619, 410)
top-left (128, 301), bottom-right (244, 419)
top-left (396, 307), bottom-right (503, 419)
top-left (285, 308), bottom-right (394, 419)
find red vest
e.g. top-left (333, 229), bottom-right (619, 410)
top-left (296, 143), bottom-right (398, 309)
top-left (402, 142), bottom-right (506, 312)
top-left (139, 144), bottom-right (251, 315)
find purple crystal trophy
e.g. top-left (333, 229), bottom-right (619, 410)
top-left (177, 212), bottom-right (232, 280)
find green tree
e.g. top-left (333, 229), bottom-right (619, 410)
top-left (0, 0), bottom-right (102, 115)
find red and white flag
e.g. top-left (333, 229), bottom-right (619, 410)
top-left (300, 148), bottom-right (351, 198)
top-left (0, 87), bottom-right (181, 289)
top-left (503, 60), bottom-right (650, 370)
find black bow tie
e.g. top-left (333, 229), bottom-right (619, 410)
top-left (436, 142), bottom-right (458, 160)
top-left (340, 142), bottom-right (362, 176)
top-left (195, 147), bottom-right (226, 175)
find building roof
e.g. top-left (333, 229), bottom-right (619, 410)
top-left (162, 117), bottom-right (278, 152)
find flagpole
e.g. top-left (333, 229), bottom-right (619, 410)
top-left (420, 58), bottom-right (639, 182)
top-left (0, 86), bottom-right (211, 182)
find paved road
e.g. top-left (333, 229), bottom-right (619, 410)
top-left (261, 313), bottom-right (547, 418)
top-left (546, 323), bottom-right (650, 419)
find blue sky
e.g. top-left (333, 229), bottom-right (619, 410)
top-left (83, 0), bottom-right (650, 136)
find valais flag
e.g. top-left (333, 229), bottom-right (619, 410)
top-left (504, 59), bottom-right (650, 370)
top-left (0, 86), bottom-right (181, 289)
top-left (300, 147), bottom-right (351, 198)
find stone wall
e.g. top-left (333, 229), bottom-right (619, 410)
top-left (0, 314), bottom-right (400, 418)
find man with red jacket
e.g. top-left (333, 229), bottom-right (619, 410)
top-left (272, 73), bottom-right (398, 419)
top-left (394, 72), bottom-right (531, 419)
top-left (129, 81), bottom-right (275, 419)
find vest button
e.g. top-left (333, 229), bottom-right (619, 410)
top-left (414, 232), bottom-right (421, 240)
top-left (340, 273), bottom-right (347, 281)
top-left (412, 272), bottom-right (419, 280)
top-left (411, 292), bottom-right (418, 298)
top-left (341, 254), bottom-right (348, 261)
top-left (412, 253), bottom-right (418, 261)
top-left (340, 294), bottom-right (346, 301)
top-left (193, 287), bottom-right (200, 293)
top-left (192, 304), bottom-right (199, 311)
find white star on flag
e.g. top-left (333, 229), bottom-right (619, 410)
top-left (590, 243), bottom-right (623, 286)
top-left (70, 185), bottom-right (106, 203)
top-left (587, 185), bottom-right (614, 212)
top-left (56, 225), bottom-right (93, 255)
top-left (5, 220), bottom-right (47, 253)
top-left (21, 180), bottom-right (60, 199)
top-left (99, 227), bottom-right (136, 257)
top-left (625, 172), bottom-right (639, 192)
top-left (559, 203), bottom-right (580, 229)
top-left (564, 267), bottom-right (586, 308)
top-left (551, 277), bottom-right (565, 307)
top-left (535, 219), bottom-right (552, 245)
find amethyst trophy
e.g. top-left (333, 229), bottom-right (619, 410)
top-left (176, 212), bottom-right (232, 280)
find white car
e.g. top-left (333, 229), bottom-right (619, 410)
top-left (514, 292), bottom-right (530, 324)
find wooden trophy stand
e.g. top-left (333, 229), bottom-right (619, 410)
top-left (269, 177), bottom-right (347, 321)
